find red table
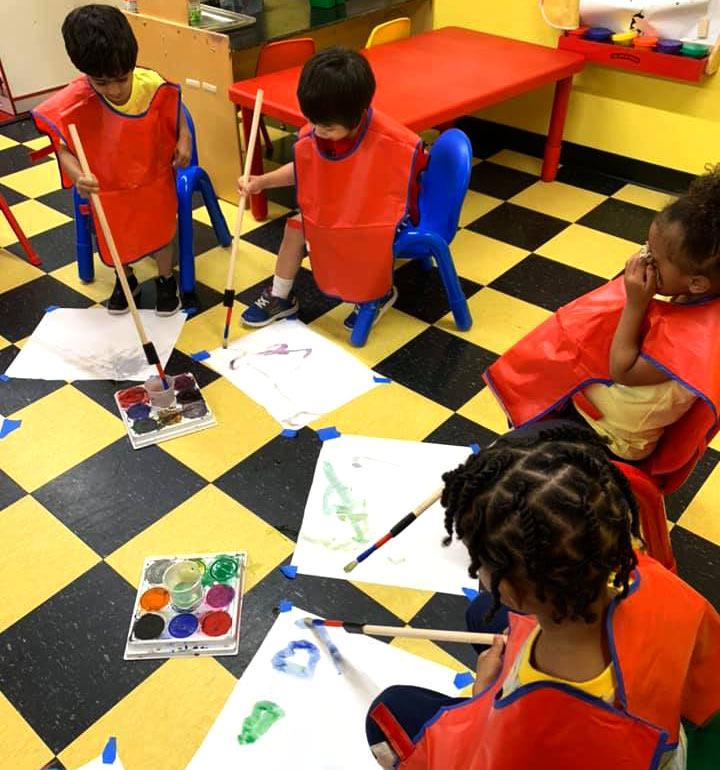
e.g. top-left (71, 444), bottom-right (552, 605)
top-left (229, 27), bottom-right (585, 220)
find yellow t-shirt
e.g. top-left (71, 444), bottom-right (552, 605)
top-left (102, 67), bottom-right (166, 115)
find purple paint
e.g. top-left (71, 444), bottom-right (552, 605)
top-left (173, 373), bottom-right (195, 390)
top-left (206, 584), bottom-right (235, 608)
top-left (657, 38), bottom-right (683, 55)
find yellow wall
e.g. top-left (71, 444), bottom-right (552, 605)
top-left (433, 0), bottom-right (719, 174)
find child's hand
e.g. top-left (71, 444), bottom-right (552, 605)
top-left (173, 134), bottom-right (192, 168)
top-left (76, 173), bottom-right (99, 197)
top-left (237, 175), bottom-right (265, 196)
top-left (472, 634), bottom-right (506, 696)
top-left (624, 254), bottom-right (657, 309)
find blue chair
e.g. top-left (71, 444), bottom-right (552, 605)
top-left (350, 128), bottom-right (473, 347)
top-left (73, 105), bottom-right (231, 296)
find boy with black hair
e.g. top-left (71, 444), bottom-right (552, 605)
top-left (240, 47), bottom-right (427, 329)
top-left (34, 4), bottom-right (191, 316)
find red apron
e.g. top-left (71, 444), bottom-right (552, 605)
top-left (32, 75), bottom-right (180, 266)
top-left (294, 108), bottom-right (421, 303)
top-left (392, 555), bottom-right (720, 770)
top-left (484, 278), bottom-right (720, 493)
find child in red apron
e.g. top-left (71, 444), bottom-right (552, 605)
top-left (33, 5), bottom-right (192, 316)
top-left (485, 166), bottom-right (720, 493)
top-left (238, 47), bottom-right (427, 330)
top-left (366, 422), bottom-right (720, 769)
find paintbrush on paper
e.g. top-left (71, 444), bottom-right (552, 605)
top-left (298, 617), bottom-right (344, 674)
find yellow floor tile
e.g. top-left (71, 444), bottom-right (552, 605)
top-left (613, 184), bottom-right (675, 212)
top-left (510, 181), bottom-right (606, 223)
top-left (192, 197), bottom-right (291, 235)
top-left (160, 378), bottom-right (280, 480)
top-left (0, 162), bottom-right (63, 198)
top-left (0, 135), bottom-right (18, 151)
top-left (537, 224), bottom-right (637, 280)
top-left (50, 256), bottom-right (159, 301)
top-left (0, 333), bottom-right (9, 350)
top-left (107, 484), bottom-right (293, 591)
top-left (193, 242), bottom-right (276, 294)
top-left (175, 301), bottom-right (250, 355)
top-left (676, 464), bottom-right (720, 546)
top-left (0, 691), bottom-right (52, 770)
top-left (59, 657), bottom-right (236, 770)
top-left (0, 200), bottom-right (71, 247)
top-left (0, 496), bottom-right (100, 632)
top-left (439, 288), bottom-right (551, 355)
top-left (0, 248), bottom-right (44, 294)
top-left (458, 385), bottom-right (509, 434)
top-left (458, 190), bottom-right (502, 228)
top-left (390, 637), bottom-right (474, 697)
top-left (710, 433), bottom-right (720, 452)
top-left (22, 136), bottom-right (51, 151)
top-left (310, 306), bottom-right (429, 368)
top-left (0, 385), bottom-right (125, 491)
top-left (486, 149), bottom-right (543, 176)
top-left (451, 229), bottom-right (529, 286)
top-left (352, 582), bottom-right (433, 622)
top-left (311, 382), bottom-right (452, 441)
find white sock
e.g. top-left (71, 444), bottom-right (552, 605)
top-left (272, 275), bottom-right (294, 299)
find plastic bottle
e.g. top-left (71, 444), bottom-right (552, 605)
top-left (188, 1), bottom-right (202, 26)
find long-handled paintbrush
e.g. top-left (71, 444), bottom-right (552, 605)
top-left (304, 617), bottom-right (496, 647)
top-left (343, 487), bottom-right (443, 573)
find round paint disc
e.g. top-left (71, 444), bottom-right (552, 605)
top-left (206, 584), bottom-right (235, 609)
top-left (126, 403), bottom-right (151, 420)
top-left (145, 558), bottom-right (173, 584)
top-left (140, 587), bottom-right (170, 611)
top-left (172, 373), bottom-right (195, 391)
top-left (168, 613), bottom-right (199, 638)
top-left (209, 556), bottom-right (238, 582)
top-left (132, 417), bottom-right (159, 435)
top-left (133, 613), bottom-right (165, 640)
top-left (182, 402), bottom-right (208, 420)
top-left (201, 610), bottom-right (232, 637)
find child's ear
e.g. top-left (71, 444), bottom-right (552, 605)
top-left (688, 274), bottom-right (711, 294)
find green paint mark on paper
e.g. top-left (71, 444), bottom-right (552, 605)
top-left (237, 700), bottom-right (285, 745)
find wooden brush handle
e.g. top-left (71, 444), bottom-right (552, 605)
top-left (362, 624), bottom-right (496, 646)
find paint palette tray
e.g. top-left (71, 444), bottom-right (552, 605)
top-left (124, 551), bottom-right (247, 661)
top-left (114, 372), bottom-right (217, 449)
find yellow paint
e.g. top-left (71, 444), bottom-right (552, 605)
top-left (433, 0), bottom-right (719, 173)
top-left (0, 691), bottom-right (53, 770)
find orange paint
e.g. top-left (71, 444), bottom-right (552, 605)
top-left (140, 587), bottom-right (170, 611)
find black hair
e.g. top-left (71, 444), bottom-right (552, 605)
top-left (657, 163), bottom-right (720, 276)
top-left (442, 423), bottom-right (639, 624)
top-left (62, 4), bottom-right (138, 78)
top-left (297, 47), bottom-right (375, 130)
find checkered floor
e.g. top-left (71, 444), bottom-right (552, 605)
top-left (1, 116), bottom-right (718, 770)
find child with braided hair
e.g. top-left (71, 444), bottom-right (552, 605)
top-left (365, 422), bottom-right (720, 770)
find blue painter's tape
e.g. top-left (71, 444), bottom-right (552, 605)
top-left (0, 374), bottom-right (9, 382)
top-left (462, 587), bottom-right (479, 602)
top-left (102, 736), bottom-right (117, 764)
top-left (182, 306), bottom-right (198, 316)
top-left (281, 429), bottom-right (298, 438)
top-left (453, 672), bottom-right (475, 690)
top-left (279, 565), bottom-right (298, 579)
top-left (278, 600), bottom-right (293, 613)
top-left (373, 376), bottom-right (392, 384)
top-left (316, 426), bottom-right (341, 441)
top-left (191, 350), bottom-right (211, 361)
top-left (470, 443), bottom-right (480, 454)
top-left (0, 419), bottom-right (21, 440)
top-left (45, 305), bottom-right (60, 312)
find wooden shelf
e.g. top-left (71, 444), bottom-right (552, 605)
top-left (558, 35), bottom-right (707, 83)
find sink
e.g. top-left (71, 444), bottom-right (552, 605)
top-left (194, 4), bottom-right (257, 32)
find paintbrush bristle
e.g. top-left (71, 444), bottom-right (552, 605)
top-left (343, 559), bottom-right (358, 573)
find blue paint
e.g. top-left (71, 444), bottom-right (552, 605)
top-left (191, 350), bottom-right (211, 361)
top-left (278, 600), bottom-right (293, 613)
top-left (586, 27), bottom-right (613, 43)
top-left (462, 587), bottom-right (479, 602)
top-left (279, 565), bottom-right (298, 579)
top-left (453, 672), bottom-right (475, 690)
top-left (316, 426), bottom-right (341, 441)
top-left (0, 419), bottom-right (21, 439)
top-left (45, 305), bottom-right (60, 312)
top-left (281, 428), bottom-right (298, 438)
top-left (168, 613), bottom-right (199, 638)
top-left (0, 374), bottom-right (9, 382)
top-left (126, 403), bottom-right (151, 420)
top-left (102, 737), bottom-right (117, 764)
top-left (373, 376), bottom-right (392, 384)
top-left (469, 443), bottom-right (480, 454)
top-left (296, 618), bottom-right (344, 675)
top-left (271, 639), bottom-right (320, 678)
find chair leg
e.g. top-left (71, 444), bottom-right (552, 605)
top-left (419, 256), bottom-right (433, 273)
top-left (434, 241), bottom-right (472, 331)
top-left (176, 175), bottom-right (196, 296)
top-left (0, 195), bottom-right (42, 266)
top-left (197, 170), bottom-right (231, 247)
top-left (350, 302), bottom-right (378, 347)
top-left (73, 188), bottom-right (94, 283)
top-left (259, 117), bottom-right (274, 159)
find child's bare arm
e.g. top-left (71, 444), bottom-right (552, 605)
top-left (173, 108), bottom-right (192, 168)
top-left (610, 255), bottom-right (669, 386)
top-left (237, 161), bottom-right (294, 196)
top-left (57, 143), bottom-right (99, 197)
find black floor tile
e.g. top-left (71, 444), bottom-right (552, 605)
top-left (0, 345), bottom-right (66, 413)
top-left (0, 468), bottom-right (25, 508)
top-left (33, 439), bottom-right (207, 555)
top-left (423, 413), bottom-right (498, 450)
top-left (555, 165), bottom-right (625, 196)
top-left (7, 222), bottom-right (77, 272)
top-left (469, 161), bottom-right (537, 199)
top-left (0, 145), bottom-right (49, 175)
top-left (1, 118), bottom-right (41, 143)
top-left (664, 448), bottom-right (720, 523)
top-left (393, 260), bottom-right (482, 324)
top-left (670, 526), bottom-right (720, 610)
top-left (0, 181), bottom-right (28, 206)
top-left (0, 275), bottom-right (93, 342)
top-left (467, 202), bottom-right (568, 252)
top-left (375, 326), bottom-right (496, 411)
top-left (36, 188), bottom-right (75, 218)
top-left (180, 279), bottom-right (224, 315)
top-left (214, 427), bottom-right (322, 541)
top-left (490, 253), bottom-right (606, 312)
top-left (0, 562), bottom-right (163, 754)
top-left (240, 211), bottom-right (296, 255)
top-left (190, 220), bottom-right (225, 258)
top-left (578, 198), bottom-right (656, 244)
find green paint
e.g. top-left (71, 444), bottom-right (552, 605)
top-left (237, 700), bottom-right (285, 745)
top-left (209, 555), bottom-right (238, 582)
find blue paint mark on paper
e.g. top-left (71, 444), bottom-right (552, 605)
top-left (470, 443), bottom-right (480, 454)
top-left (373, 376), bottom-right (392, 384)
top-left (0, 374), bottom-right (9, 382)
top-left (0, 419), bottom-right (21, 439)
top-left (278, 600), bottom-right (293, 613)
top-left (453, 672), bottom-right (475, 690)
top-left (102, 736), bottom-right (117, 764)
top-left (279, 565), bottom-right (298, 579)
top-left (281, 428), bottom-right (298, 438)
top-left (462, 587), bottom-right (479, 602)
top-left (316, 426), bottom-right (341, 441)
top-left (191, 350), bottom-right (211, 361)
top-left (45, 305), bottom-right (60, 313)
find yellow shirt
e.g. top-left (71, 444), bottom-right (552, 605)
top-left (102, 67), bottom-right (166, 115)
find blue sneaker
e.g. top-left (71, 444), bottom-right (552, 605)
top-left (241, 286), bottom-right (299, 327)
top-left (343, 286), bottom-right (398, 331)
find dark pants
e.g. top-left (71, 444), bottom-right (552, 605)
top-left (365, 593), bottom-right (509, 747)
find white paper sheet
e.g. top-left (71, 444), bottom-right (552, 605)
top-left (292, 435), bottom-right (475, 595)
top-left (580, 1), bottom-right (719, 43)
top-left (206, 320), bottom-right (378, 429)
top-left (186, 606), bottom-right (465, 770)
top-left (5, 308), bottom-right (185, 381)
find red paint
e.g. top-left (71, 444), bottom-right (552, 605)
top-left (200, 610), bottom-right (232, 637)
top-left (116, 386), bottom-right (149, 409)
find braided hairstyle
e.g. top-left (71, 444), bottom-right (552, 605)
top-left (657, 163), bottom-right (720, 277)
top-left (442, 423), bottom-right (639, 624)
